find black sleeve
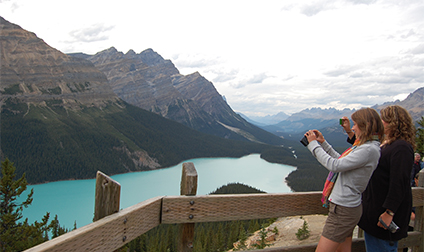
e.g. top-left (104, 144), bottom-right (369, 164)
top-left (347, 135), bottom-right (356, 145)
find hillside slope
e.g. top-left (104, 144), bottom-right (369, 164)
top-left (1, 99), bottom-right (285, 184)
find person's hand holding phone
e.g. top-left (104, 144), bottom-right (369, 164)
top-left (340, 116), bottom-right (351, 132)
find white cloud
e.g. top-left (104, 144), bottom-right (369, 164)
top-left (409, 44), bottom-right (424, 55)
top-left (68, 24), bottom-right (114, 43)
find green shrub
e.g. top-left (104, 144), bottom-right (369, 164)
top-left (295, 218), bottom-right (310, 240)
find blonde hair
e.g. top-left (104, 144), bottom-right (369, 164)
top-left (351, 108), bottom-right (384, 145)
top-left (380, 105), bottom-right (416, 149)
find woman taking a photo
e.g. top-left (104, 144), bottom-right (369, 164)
top-left (358, 105), bottom-right (415, 251)
top-left (304, 107), bottom-right (384, 252)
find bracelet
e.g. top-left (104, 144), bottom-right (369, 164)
top-left (346, 131), bottom-right (352, 134)
top-left (386, 210), bottom-right (394, 216)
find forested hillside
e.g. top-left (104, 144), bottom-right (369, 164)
top-left (1, 98), bottom-right (292, 184)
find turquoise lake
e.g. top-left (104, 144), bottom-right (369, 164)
top-left (22, 154), bottom-right (296, 229)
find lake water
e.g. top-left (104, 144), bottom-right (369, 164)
top-left (22, 154), bottom-right (295, 229)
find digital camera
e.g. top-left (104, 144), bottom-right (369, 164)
top-left (379, 218), bottom-right (399, 233)
top-left (300, 135), bottom-right (309, 146)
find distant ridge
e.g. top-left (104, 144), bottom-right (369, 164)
top-left (239, 111), bottom-right (290, 126)
top-left (374, 87), bottom-right (424, 121)
top-left (247, 87), bottom-right (424, 136)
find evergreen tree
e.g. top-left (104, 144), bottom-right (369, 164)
top-left (50, 215), bottom-right (68, 239)
top-left (295, 218), bottom-right (310, 240)
top-left (0, 159), bottom-right (68, 251)
top-left (252, 225), bottom-right (270, 249)
top-left (234, 226), bottom-right (248, 251)
top-left (0, 158), bottom-right (36, 251)
top-left (228, 221), bottom-right (239, 248)
top-left (416, 116), bottom-right (424, 156)
top-left (216, 222), bottom-right (225, 250)
top-left (248, 219), bottom-right (260, 234)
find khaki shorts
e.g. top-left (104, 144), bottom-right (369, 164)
top-left (322, 202), bottom-right (362, 243)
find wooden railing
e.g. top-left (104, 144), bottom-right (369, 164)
top-left (25, 163), bottom-right (424, 252)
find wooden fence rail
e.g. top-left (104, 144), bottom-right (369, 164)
top-left (25, 165), bottom-right (424, 252)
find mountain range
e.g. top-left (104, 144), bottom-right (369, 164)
top-left (0, 16), bottom-right (295, 185)
top-left (68, 48), bottom-right (283, 145)
top-left (239, 111), bottom-right (290, 126)
top-left (244, 88), bottom-right (424, 136)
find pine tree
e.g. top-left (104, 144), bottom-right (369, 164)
top-left (0, 158), bottom-right (36, 251)
top-left (252, 225), bottom-right (270, 249)
top-left (248, 219), bottom-right (260, 233)
top-left (50, 215), bottom-right (69, 239)
top-left (295, 218), bottom-right (310, 240)
top-left (228, 221), bottom-right (239, 248)
top-left (416, 116), bottom-right (424, 156)
top-left (234, 226), bottom-right (248, 251)
top-left (0, 159), bottom-right (68, 251)
top-left (216, 222), bottom-right (225, 250)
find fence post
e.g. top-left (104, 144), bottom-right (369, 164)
top-left (179, 162), bottom-right (198, 252)
top-left (93, 171), bottom-right (121, 222)
top-left (413, 169), bottom-right (424, 252)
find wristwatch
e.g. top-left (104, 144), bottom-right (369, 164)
top-left (386, 210), bottom-right (395, 216)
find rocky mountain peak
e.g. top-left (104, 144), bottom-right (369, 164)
top-left (286, 107), bottom-right (355, 122)
top-left (138, 48), bottom-right (167, 66)
top-left (1, 16), bottom-right (22, 31)
top-left (125, 49), bottom-right (137, 56)
top-left (91, 47), bottom-right (125, 64)
top-left (0, 16), bottom-right (117, 108)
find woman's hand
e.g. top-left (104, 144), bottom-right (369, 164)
top-left (341, 116), bottom-right (351, 131)
top-left (305, 130), bottom-right (316, 143)
top-left (305, 130), bottom-right (325, 143)
top-left (313, 130), bottom-right (325, 143)
top-left (377, 211), bottom-right (394, 230)
top-left (341, 116), bottom-right (355, 139)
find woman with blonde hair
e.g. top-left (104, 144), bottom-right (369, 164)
top-left (358, 105), bottom-right (416, 251)
top-left (304, 107), bottom-right (384, 252)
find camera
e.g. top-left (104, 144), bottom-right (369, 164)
top-left (339, 118), bottom-right (343, 125)
top-left (300, 135), bottom-right (309, 146)
top-left (379, 218), bottom-right (399, 233)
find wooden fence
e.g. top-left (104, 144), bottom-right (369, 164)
top-left (25, 163), bottom-right (424, 252)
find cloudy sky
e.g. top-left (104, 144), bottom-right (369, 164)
top-left (1, 0), bottom-right (424, 116)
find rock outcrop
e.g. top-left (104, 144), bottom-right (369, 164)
top-left (0, 16), bottom-right (118, 108)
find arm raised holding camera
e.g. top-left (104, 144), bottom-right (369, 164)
top-left (341, 116), bottom-right (355, 141)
